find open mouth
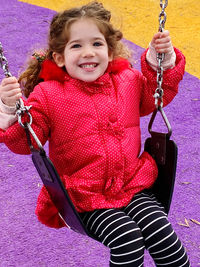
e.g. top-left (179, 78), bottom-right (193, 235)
top-left (79, 63), bottom-right (98, 69)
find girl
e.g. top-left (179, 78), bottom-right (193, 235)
top-left (0, 2), bottom-right (190, 266)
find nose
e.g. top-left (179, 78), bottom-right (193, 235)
top-left (81, 45), bottom-right (95, 58)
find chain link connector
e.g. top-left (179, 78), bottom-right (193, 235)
top-left (154, 88), bottom-right (164, 108)
top-left (16, 104), bottom-right (33, 128)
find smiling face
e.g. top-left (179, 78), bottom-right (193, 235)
top-left (53, 18), bottom-right (112, 82)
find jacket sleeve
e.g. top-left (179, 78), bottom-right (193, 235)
top-left (139, 47), bottom-right (186, 116)
top-left (0, 84), bottom-right (50, 154)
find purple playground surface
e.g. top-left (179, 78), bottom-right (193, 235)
top-left (0, 0), bottom-right (199, 266)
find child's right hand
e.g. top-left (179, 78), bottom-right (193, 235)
top-left (0, 77), bottom-right (22, 107)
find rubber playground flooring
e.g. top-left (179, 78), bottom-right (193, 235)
top-left (0, 0), bottom-right (200, 266)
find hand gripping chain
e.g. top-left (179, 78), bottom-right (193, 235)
top-left (0, 42), bottom-right (43, 150)
top-left (0, 42), bottom-right (32, 126)
top-left (149, 1), bottom-right (172, 137)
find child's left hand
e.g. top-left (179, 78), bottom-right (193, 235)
top-left (150, 30), bottom-right (173, 54)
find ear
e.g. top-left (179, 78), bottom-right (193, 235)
top-left (52, 52), bottom-right (65, 67)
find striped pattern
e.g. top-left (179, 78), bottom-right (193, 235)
top-left (80, 191), bottom-right (190, 266)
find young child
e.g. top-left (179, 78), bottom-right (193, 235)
top-left (0, 2), bottom-right (190, 266)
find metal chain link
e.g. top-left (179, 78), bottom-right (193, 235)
top-left (154, 0), bottom-right (168, 108)
top-left (0, 42), bottom-right (12, 78)
top-left (0, 42), bottom-right (33, 127)
top-left (159, 0), bottom-right (168, 32)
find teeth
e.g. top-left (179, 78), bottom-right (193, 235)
top-left (81, 64), bottom-right (97, 68)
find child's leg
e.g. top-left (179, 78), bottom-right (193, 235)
top-left (80, 209), bottom-right (145, 266)
top-left (123, 191), bottom-right (190, 267)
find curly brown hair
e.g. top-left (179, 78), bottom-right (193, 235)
top-left (19, 1), bottom-right (131, 97)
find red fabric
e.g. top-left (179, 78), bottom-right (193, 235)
top-left (0, 48), bottom-right (185, 228)
top-left (39, 57), bottom-right (131, 82)
top-left (35, 186), bottom-right (66, 228)
top-left (40, 59), bottom-right (66, 83)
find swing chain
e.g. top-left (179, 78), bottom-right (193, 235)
top-left (154, 0), bottom-right (168, 108)
top-left (0, 42), bottom-right (12, 78)
top-left (159, 0), bottom-right (168, 31)
top-left (0, 42), bottom-right (33, 128)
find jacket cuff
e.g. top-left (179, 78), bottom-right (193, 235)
top-left (0, 98), bottom-right (17, 130)
top-left (146, 43), bottom-right (176, 71)
top-left (141, 47), bottom-right (186, 92)
top-left (0, 99), bottom-right (17, 130)
top-left (0, 98), bottom-right (16, 114)
top-left (0, 112), bottom-right (17, 130)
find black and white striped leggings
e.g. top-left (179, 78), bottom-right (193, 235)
top-left (79, 191), bottom-right (190, 266)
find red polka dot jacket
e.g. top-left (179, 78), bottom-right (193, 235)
top-left (0, 48), bottom-right (185, 228)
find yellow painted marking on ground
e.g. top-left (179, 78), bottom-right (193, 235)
top-left (19, 0), bottom-right (200, 78)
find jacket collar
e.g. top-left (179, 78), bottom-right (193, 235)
top-left (39, 58), bottom-right (131, 84)
top-left (39, 58), bottom-right (131, 94)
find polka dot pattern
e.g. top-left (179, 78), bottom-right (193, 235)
top-left (0, 49), bottom-right (186, 228)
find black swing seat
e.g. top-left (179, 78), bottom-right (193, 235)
top-left (144, 106), bottom-right (177, 214)
top-left (32, 148), bottom-right (90, 236)
top-left (144, 132), bottom-right (177, 214)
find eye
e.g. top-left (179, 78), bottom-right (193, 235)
top-left (93, 42), bottom-right (103, 47)
top-left (71, 44), bottom-right (81, 49)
